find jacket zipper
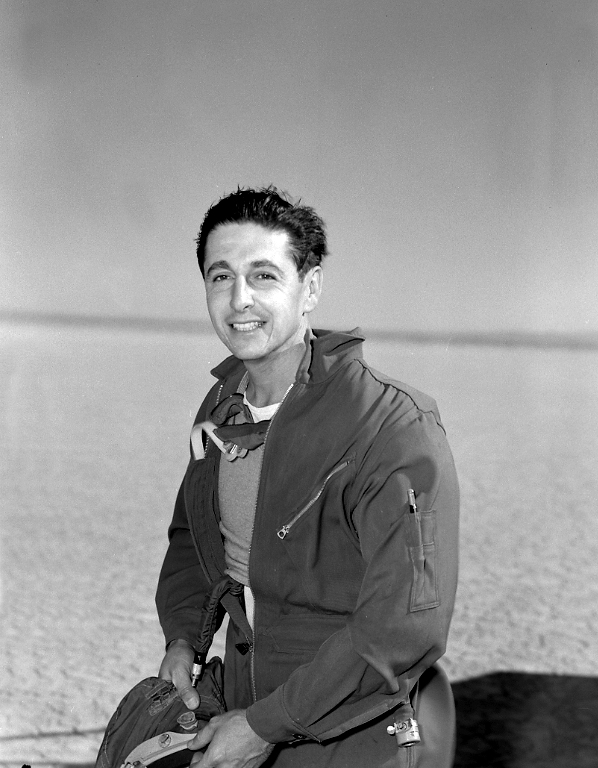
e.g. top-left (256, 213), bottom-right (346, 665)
top-left (276, 458), bottom-right (353, 539)
top-left (248, 380), bottom-right (296, 702)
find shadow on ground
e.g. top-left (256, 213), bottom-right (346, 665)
top-left (452, 672), bottom-right (598, 767)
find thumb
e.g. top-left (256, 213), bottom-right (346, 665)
top-left (171, 666), bottom-right (200, 710)
top-left (177, 681), bottom-right (200, 710)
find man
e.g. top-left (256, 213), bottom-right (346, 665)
top-left (155, 187), bottom-right (459, 768)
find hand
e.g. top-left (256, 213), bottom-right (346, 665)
top-left (188, 710), bottom-right (274, 768)
top-left (158, 639), bottom-right (200, 710)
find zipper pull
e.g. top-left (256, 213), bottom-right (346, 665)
top-left (235, 642), bottom-right (253, 655)
top-left (277, 525), bottom-right (290, 539)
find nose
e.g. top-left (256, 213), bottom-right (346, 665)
top-left (230, 277), bottom-right (255, 312)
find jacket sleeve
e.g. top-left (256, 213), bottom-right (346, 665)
top-left (155, 478), bottom-right (213, 649)
top-left (246, 407), bottom-right (459, 743)
top-left (155, 381), bottom-right (225, 648)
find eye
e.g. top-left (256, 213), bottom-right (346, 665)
top-left (255, 272), bottom-right (276, 280)
top-left (210, 273), bottom-right (230, 283)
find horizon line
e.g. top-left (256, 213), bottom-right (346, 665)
top-left (2, 309), bottom-right (598, 350)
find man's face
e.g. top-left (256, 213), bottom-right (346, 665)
top-left (204, 222), bottom-right (322, 364)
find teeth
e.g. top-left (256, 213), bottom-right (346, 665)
top-left (232, 322), bottom-right (262, 332)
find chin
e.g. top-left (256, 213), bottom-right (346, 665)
top-left (226, 340), bottom-right (268, 361)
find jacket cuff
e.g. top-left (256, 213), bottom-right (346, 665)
top-left (161, 612), bottom-right (204, 651)
top-left (246, 687), bottom-right (317, 744)
top-left (163, 632), bottom-right (199, 652)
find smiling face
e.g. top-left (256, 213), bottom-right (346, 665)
top-left (204, 222), bottom-right (322, 366)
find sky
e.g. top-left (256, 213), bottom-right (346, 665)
top-left (2, 0), bottom-right (598, 335)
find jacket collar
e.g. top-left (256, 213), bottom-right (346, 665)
top-left (210, 328), bottom-right (366, 386)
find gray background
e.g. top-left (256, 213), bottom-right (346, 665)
top-left (2, 0), bottom-right (598, 336)
top-left (2, 2), bottom-right (598, 767)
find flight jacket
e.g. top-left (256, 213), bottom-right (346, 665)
top-left (155, 328), bottom-right (459, 746)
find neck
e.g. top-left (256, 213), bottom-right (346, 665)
top-left (244, 333), bottom-right (309, 408)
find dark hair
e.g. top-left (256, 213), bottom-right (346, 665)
top-left (195, 186), bottom-right (328, 277)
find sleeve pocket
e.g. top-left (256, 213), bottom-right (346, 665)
top-left (408, 510), bottom-right (439, 612)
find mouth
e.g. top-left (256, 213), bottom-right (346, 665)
top-left (230, 321), bottom-right (265, 332)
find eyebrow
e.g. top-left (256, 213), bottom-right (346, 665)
top-left (206, 259), bottom-right (285, 277)
top-left (205, 260), bottom-right (230, 276)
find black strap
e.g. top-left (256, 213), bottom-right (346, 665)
top-left (183, 460), bottom-right (254, 649)
top-left (183, 383), bottom-right (255, 654)
top-left (196, 575), bottom-right (254, 656)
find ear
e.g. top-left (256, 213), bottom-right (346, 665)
top-left (302, 266), bottom-right (323, 315)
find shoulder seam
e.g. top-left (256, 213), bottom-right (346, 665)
top-left (354, 359), bottom-right (447, 435)
top-left (354, 359), bottom-right (436, 414)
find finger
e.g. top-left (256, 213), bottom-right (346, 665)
top-left (158, 658), bottom-right (171, 680)
top-left (188, 721), bottom-right (216, 751)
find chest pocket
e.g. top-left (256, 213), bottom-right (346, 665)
top-left (408, 509), bottom-right (439, 612)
